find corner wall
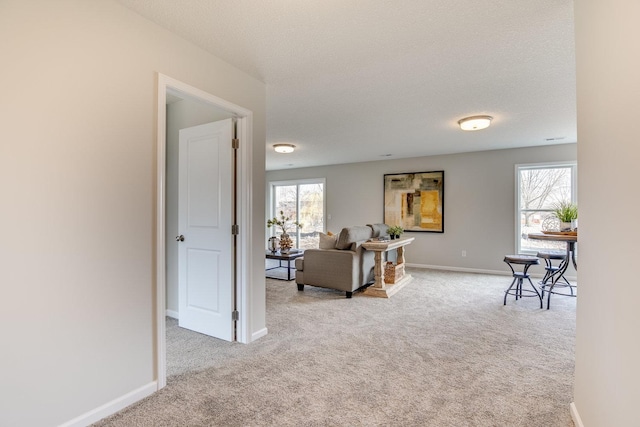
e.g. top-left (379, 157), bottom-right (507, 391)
top-left (572, 0), bottom-right (640, 425)
top-left (267, 144), bottom-right (576, 273)
top-left (0, 1), bottom-right (266, 425)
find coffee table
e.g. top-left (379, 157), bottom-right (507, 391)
top-left (265, 250), bottom-right (304, 281)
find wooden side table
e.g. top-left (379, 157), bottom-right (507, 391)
top-left (362, 237), bottom-right (415, 298)
top-left (265, 250), bottom-right (304, 281)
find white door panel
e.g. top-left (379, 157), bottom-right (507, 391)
top-left (178, 119), bottom-right (234, 341)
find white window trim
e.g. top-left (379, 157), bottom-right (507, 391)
top-left (515, 161), bottom-right (578, 254)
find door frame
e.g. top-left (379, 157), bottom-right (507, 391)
top-left (155, 73), bottom-right (254, 389)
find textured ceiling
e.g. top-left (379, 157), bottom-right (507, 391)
top-left (117, 0), bottom-right (576, 170)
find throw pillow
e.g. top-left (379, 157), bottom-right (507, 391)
top-left (318, 232), bottom-right (337, 249)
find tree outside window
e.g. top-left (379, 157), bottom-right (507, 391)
top-left (270, 179), bottom-right (325, 250)
top-left (517, 163), bottom-right (577, 253)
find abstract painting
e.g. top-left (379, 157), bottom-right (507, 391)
top-left (384, 171), bottom-right (444, 233)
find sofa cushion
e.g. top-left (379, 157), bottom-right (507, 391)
top-left (335, 226), bottom-right (373, 250)
top-left (367, 223), bottom-right (390, 238)
top-left (318, 232), bottom-right (337, 249)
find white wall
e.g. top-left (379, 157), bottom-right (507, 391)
top-left (165, 99), bottom-right (234, 315)
top-left (0, 1), bottom-right (265, 425)
top-left (267, 144), bottom-right (577, 274)
top-left (572, 1), bottom-right (640, 425)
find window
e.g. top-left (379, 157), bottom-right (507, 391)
top-left (269, 179), bottom-right (325, 250)
top-left (516, 162), bottom-right (577, 254)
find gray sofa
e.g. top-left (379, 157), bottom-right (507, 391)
top-left (295, 224), bottom-right (389, 298)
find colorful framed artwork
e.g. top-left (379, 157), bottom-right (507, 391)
top-left (383, 170), bottom-right (444, 233)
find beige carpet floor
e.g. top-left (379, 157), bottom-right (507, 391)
top-left (94, 268), bottom-right (576, 426)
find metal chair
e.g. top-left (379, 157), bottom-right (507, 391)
top-left (536, 251), bottom-right (576, 309)
top-left (503, 255), bottom-right (542, 308)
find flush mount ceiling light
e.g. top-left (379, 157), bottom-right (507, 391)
top-left (458, 115), bottom-right (493, 131)
top-left (274, 144), bottom-right (295, 153)
top-left (274, 143), bottom-right (295, 153)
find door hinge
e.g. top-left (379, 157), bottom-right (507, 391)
top-left (232, 310), bottom-right (239, 321)
top-left (232, 224), bottom-right (239, 235)
top-left (232, 138), bottom-right (240, 149)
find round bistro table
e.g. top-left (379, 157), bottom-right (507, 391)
top-left (528, 232), bottom-right (577, 308)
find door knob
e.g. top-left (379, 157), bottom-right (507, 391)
top-left (176, 235), bottom-right (185, 242)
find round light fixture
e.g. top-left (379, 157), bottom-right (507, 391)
top-left (274, 143), bottom-right (295, 153)
top-left (458, 115), bottom-right (493, 131)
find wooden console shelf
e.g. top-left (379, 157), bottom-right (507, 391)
top-left (362, 236), bottom-right (415, 298)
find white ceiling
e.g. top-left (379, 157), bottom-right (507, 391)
top-left (117, 0), bottom-right (576, 171)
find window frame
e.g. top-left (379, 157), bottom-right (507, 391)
top-left (515, 161), bottom-right (577, 254)
top-left (268, 178), bottom-right (326, 249)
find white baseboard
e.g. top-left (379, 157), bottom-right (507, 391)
top-left (165, 309), bottom-right (179, 319)
top-left (570, 402), bottom-right (584, 427)
top-left (406, 263), bottom-right (577, 281)
top-left (251, 327), bottom-right (268, 342)
top-left (407, 263), bottom-right (509, 276)
top-left (59, 381), bottom-right (157, 427)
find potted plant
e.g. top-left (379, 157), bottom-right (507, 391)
top-left (552, 201), bottom-right (578, 231)
top-left (388, 225), bottom-right (404, 239)
top-left (267, 211), bottom-right (303, 252)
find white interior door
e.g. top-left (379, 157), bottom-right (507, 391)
top-left (178, 119), bottom-right (234, 341)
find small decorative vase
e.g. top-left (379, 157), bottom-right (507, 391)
top-left (279, 232), bottom-right (293, 253)
top-left (268, 236), bottom-right (279, 252)
top-left (560, 222), bottom-right (572, 232)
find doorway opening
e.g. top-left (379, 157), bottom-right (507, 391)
top-left (156, 73), bottom-right (254, 389)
